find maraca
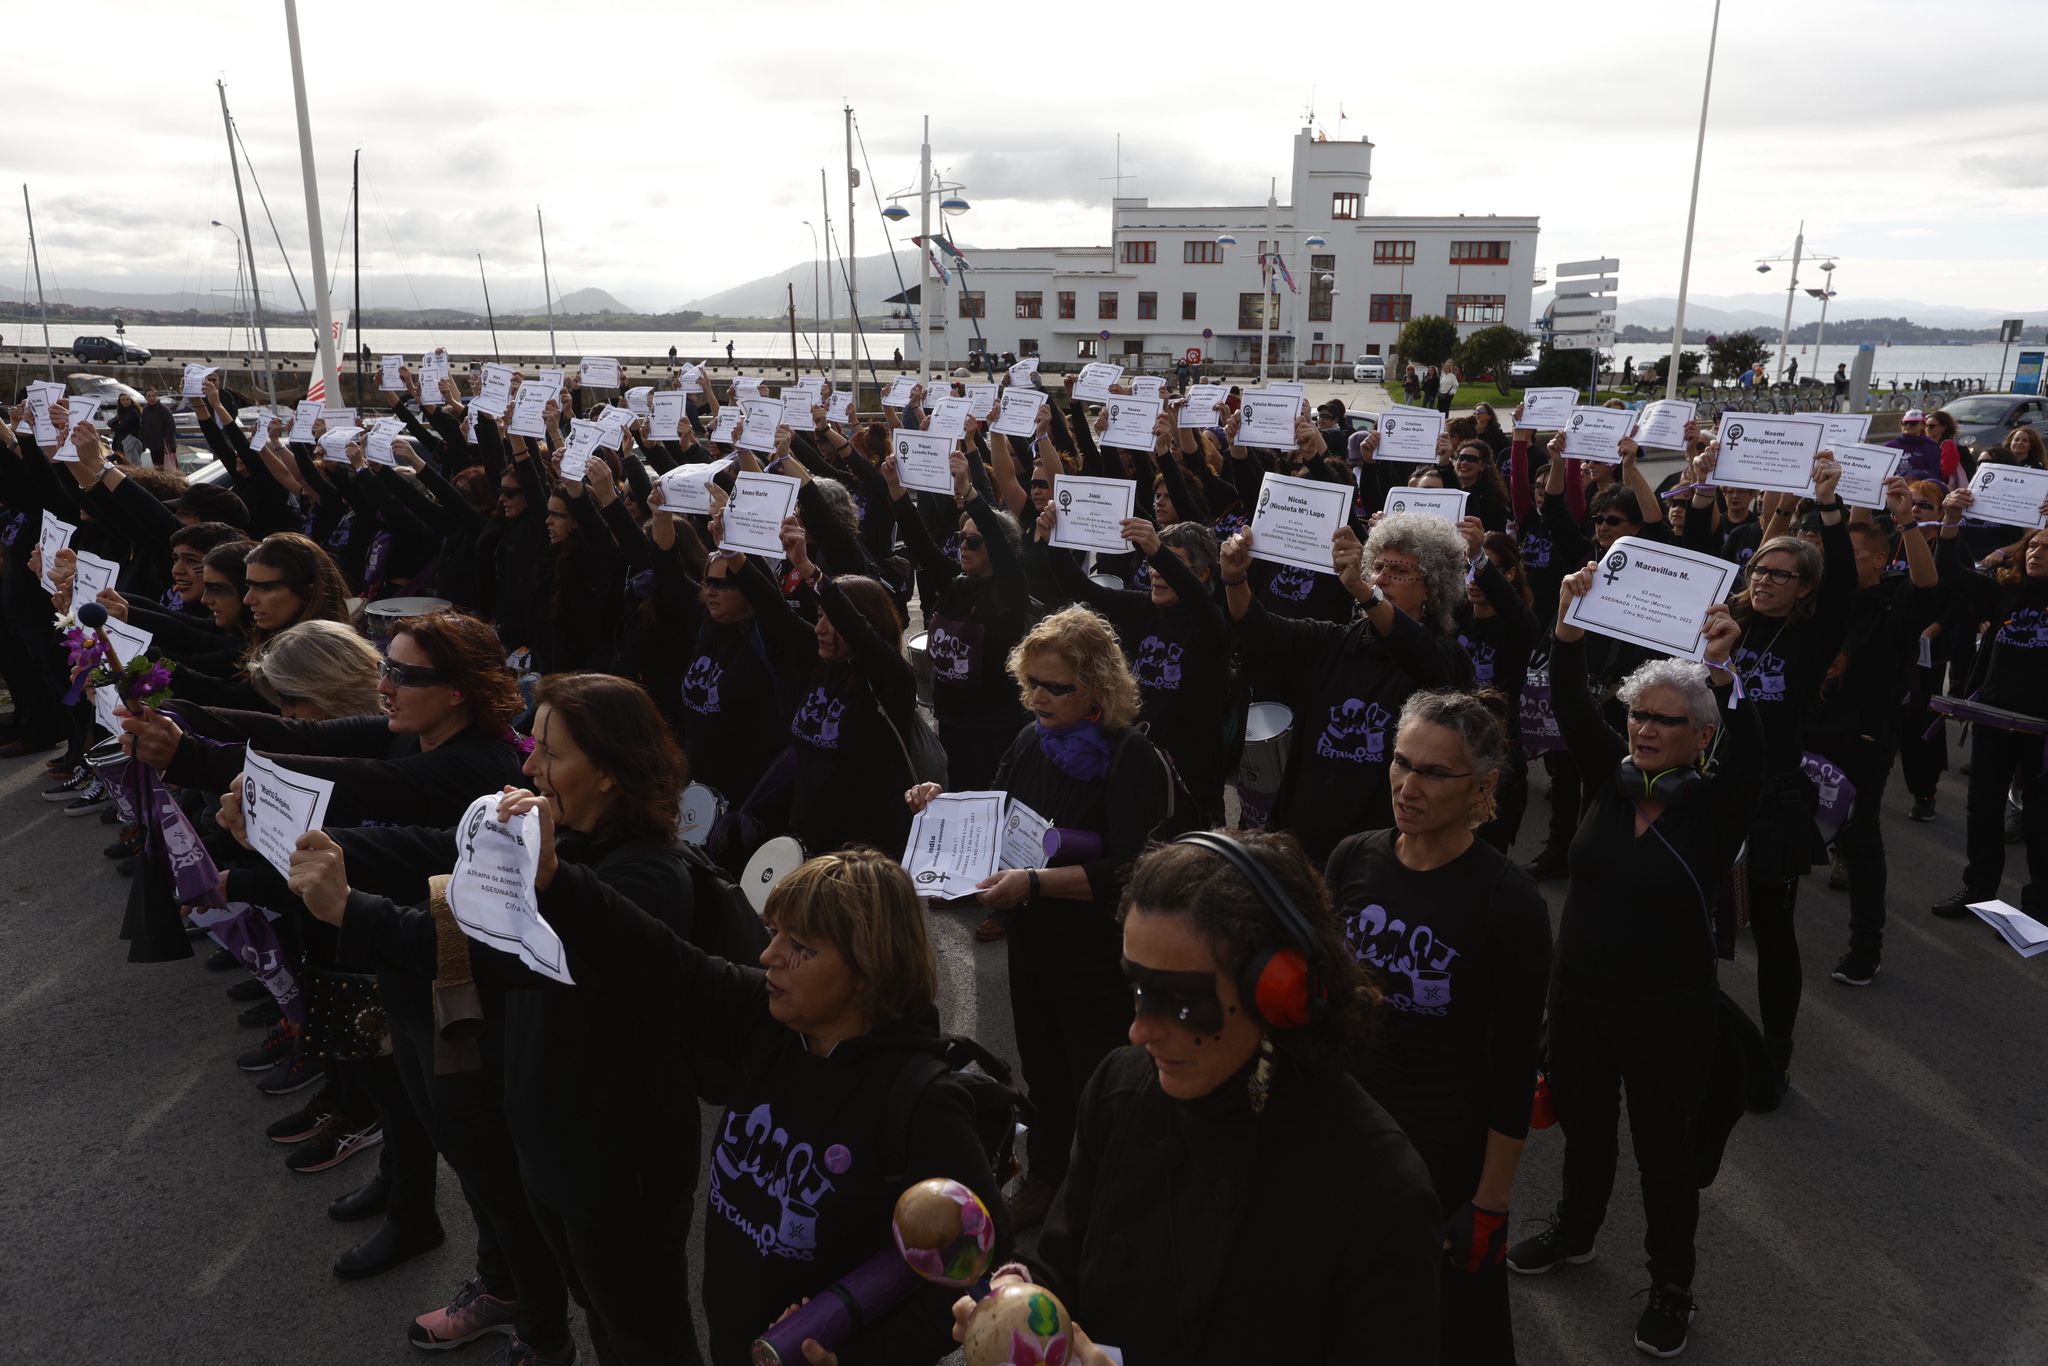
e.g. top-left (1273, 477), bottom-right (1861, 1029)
top-left (962, 1280), bottom-right (1074, 1366)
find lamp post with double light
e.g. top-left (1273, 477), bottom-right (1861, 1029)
top-left (882, 116), bottom-right (969, 384)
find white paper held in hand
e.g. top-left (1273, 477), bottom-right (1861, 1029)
top-left (558, 420), bottom-right (603, 481)
top-left (1708, 415), bottom-right (1826, 493)
top-left (1073, 361), bottom-right (1125, 403)
top-left (1518, 387), bottom-right (1578, 431)
top-left (1101, 394), bottom-right (1163, 452)
top-left (1562, 535), bottom-right (1737, 661)
top-left (1382, 486), bottom-right (1469, 525)
top-left (1963, 463), bottom-right (2048, 530)
top-left (580, 356), bottom-right (622, 389)
top-left (181, 363), bottom-right (217, 398)
top-left (893, 430), bottom-right (956, 495)
top-left (1049, 475), bottom-right (1137, 554)
top-left (658, 457), bottom-right (734, 516)
top-left (1559, 406), bottom-right (1636, 464)
top-left (900, 791), bottom-right (1005, 900)
top-left (1375, 405), bottom-right (1447, 463)
top-left (508, 385), bottom-right (553, 440)
top-left (736, 398), bottom-right (784, 454)
top-left (990, 389), bottom-right (1046, 439)
top-left (1631, 398), bottom-right (1698, 452)
top-left (719, 471), bottom-right (802, 556)
top-left (242, 751), bottom-right (336, 881)
top-left (1247, 471), bottom-right (1351, 574)
top-left (448, 794), bottom-right (572, 984)
top-left (1236, 391), bottom-right (1298, 448)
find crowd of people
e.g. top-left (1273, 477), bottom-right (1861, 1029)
top-left (4, 358), bottom-right (2043, 1366)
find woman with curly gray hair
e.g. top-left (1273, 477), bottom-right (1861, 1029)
top-left (1220, 512), bottom-right (1474, 865)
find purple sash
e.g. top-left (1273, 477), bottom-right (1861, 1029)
top-left (1800, 752), bottom-right (1857, 844)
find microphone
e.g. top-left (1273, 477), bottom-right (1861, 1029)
top-left (76, 601), bottom-right (125, 673)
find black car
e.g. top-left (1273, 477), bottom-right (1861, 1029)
top-left (70, 335), bottom-right (151, 364)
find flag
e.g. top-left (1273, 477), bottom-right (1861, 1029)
top-left (1273, 252), bottom-right (1298, 295)
top-left (925, 245), bottom-right (952, 287)
top-left (916, 235), bottom-right (972, 270)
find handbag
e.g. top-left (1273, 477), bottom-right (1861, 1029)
top-left (304, 971), bottom-right (393, 1061)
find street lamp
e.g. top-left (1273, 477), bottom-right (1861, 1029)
top-left (1756, 225), bottom-right (1836, 383)
top-left (883, 116), bottom-right (970, 382)
top-left (1804, 260), bottom-right (1839, 381)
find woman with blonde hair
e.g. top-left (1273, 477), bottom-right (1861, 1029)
top-left (245, 619), bottom-right (384, 719)
top-left (906, 605), bottom-right (1173, 1228)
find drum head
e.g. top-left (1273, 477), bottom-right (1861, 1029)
top-left (365, 596), bottom-right (452, 621)
top-left (1087, 572), bottom-right (1123, 590)
top-left (742, 836), bottom-right (807, 913)
top-left (1244, 702), bottom-right (1294, 743)
top-left (676, 783), bottom-right (726, 846)
top-left (908, 630), bottom-right (930, 653)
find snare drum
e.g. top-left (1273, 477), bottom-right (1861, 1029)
top-left (742, 836), bottom-right (808, 913)
top-left (907, 631), bottom-right (935, 710)
top-left (1087, 572), bottom-right (1124, 591)
top-left (676, 782), bottom-right (727, 847)
top-left (362, 596), bottom-right (453, 647)
top-left (1235, 702), bottom-right (1294, 798)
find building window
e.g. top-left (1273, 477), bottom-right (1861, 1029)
top-left (1373, 240), bottom-right (1415, 265)
top-left (1119, 240), bottom-right (1156, 265)
top-left (1331, 191), bottom-right (1360, 219)
top-left (1184, 240), bottom-right (1222, 264)
top-left (1182, 291), bottom-right (1197, 321)
top-left (1369, 293), bottom-right (1412, 323)
top-left (958, 291), bottom-right (985, 319)
top-left (1057, 291), bottom-right (1075, 320)
top-left (1307, 254), bottom-right (1335, 323)
top-left (1014, 291), bottom-right (1042, 320)
top-left (1311, 343), bottom-right (1331, 364)
top-left (1098, 292), bottom-right (1119, 320)
top-left (1447, 294), bottom-right (1508, 324)
top-left (1238, 292), bottom-right (1277, 331)
top-left (1450, 240), bottom-right (1511, 265)
top-left (1018, 339), bottom-right (1039, 357)
top-left (1077, 339), bottom-right (1098, 359)
top-left (1137, 292), bottom-right (1157, 321)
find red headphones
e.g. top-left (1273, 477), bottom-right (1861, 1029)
top-left (1173, 832), bottom-right (1328, 1029)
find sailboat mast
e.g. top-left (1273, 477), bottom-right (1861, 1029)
top-left (22, 186), bottom-right (52, 381)
top-left (821, 168), bottom-right (835, 392)
top-left (845, 102), bottom-right (858, 394)
top-left (537, 207), bottom-right (557, 367)
top-left (478, 254), bottom-right (499, 360)
top-left (353, 150), bottom-right (362, 396)
top-left (283, 0), bottom-right (341, 405)
top-left (218, 82), bottom-right (276, 408)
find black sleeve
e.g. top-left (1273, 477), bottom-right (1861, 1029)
top-left (599, 495), bottom-right (652, 577)
top-left (1472, 560), bottom-right (1541, 658)
top-left (818, 574), bottom-right (917, 726)
top-left (797, 478), bottom-right (872, 579)
top-left (1547, 636), bottom-right (1624, 785)
top-left (964, 494), bottom-right (1026, 615)
top-left (1483, 880), bottom-right (1552, 1140)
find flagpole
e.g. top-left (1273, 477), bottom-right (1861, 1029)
top-left (282, 0), bottom-right (340, 405)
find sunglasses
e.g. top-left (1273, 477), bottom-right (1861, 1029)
top-left (199, 581), bottom-right (237, 598)
top-left (1026, 674), bottom-right (1079, 697)
top-left (379, 659), bottom-right (448, 688)
top-left (1628, 708), bottom-right (1692, 728)
top-left (701, 577), bottom-right (739, 593)
top-left (1030, 480), bottom-right (1051, 490)
top-left (1910, 499), bottom-right (1938, 511)
top-left (1453, 453), bottom-right (1484, 466)
top-left (244, 577), bottom-right (290, 593)
top-left (499, 486), bottom-right (524, 498)
top-left (958, 534), bottom-right (985, 552)
top-left (1594, 514), bottom-right (1632, 528)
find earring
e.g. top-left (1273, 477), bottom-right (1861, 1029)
top-left (1248, 1034), bottom-right (1275, 1114)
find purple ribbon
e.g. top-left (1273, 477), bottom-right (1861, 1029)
top-left (192, 902), bottom-right (307, 1026)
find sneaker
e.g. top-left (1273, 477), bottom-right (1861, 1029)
top-left (0, 736), bottom-right (64, 760)
top-left (238, 998), bottom-right (283, 1028)
top-left (1930, 889), bottom-right (1976, 920)
top-left (43, 751), bottom-right (82, 777)
top-left (1524, 846), bottom-right (1569, 882)
top-left (1003, 1175), bottom-right (1059, 1231)
top-left (103, 828), bottom-right (140, 859)
top-left (205, 946), bottom-right (238, 971)
top-left (61, 775), bottom-right (111, 816)
top-left (1633, 1282), bottom-right (1697, 1358)
top-left (41, 766), bottom-right (91, 801)
top-left (236, 1021), bottom-right (296, 1072)
top-left (226, 976), bottom-right (270, 1002)
top-left (1826, 849), bottom-right (1850, 891)
top-left (257, 1049), bottom-right (326, 1096)
top-left (483, 1337), bottom-right (576, 1366)
top-left (975, 914), bottom-right (1008, 942)
top-left (285, 1114), bottom-right (384, 1173)
top-left (1831, 951), bottom-right (1880, 987)
top-left (1506, 1217), bottom-right (1597, 1275)
top-left (1908, 795), bottom-right (1937, 823)
top-left (410, 1277), bottom-right (519, 1350)
top-left (266, 1088), bottom-right (335, 1144)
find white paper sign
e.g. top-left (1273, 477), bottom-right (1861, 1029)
top-left (1129, 376), bottom-right (1166, 400)
top-left (1632, 398), bottom-right (1698, 452)
top-left (580, 355), bottom-right (622, 389)
top-left (733, 376), bottom-right (764, 403)
top-left (508, 385), bottom-right (553, 440)
top-left (1007, 357), bottom-right (1040, 388)
top-left (901, 791), bottom-right (1005, 900)
top-left (1963, 463), bottom-right (2048, 531)
top-left (719, 471), bottom-right (802, 556)
top-left (1267, 381), bottom-right (1307, 407)
top-left (827, 390), bottom-right (854, 424)
top-left (242, 751), bottom-right (336, 881)
top-left (1102, 394), bottom-right (1163, 452)
top-left (378, 355), bottom-right (404, 390)
top-left (537, 368), bottom-right (566, 395)
top-left (181, 364), bottom-right (217, 398)
top-left (926, 397), bottom-right (972, 442)
top-left (418, 350), bottom-right (451, 395)
top-left (323, 406), bottom-right (359, 429)
top-left (365, 420), bottom-right (401, 467)
top-left (736, 398), bottom-right (785, 454)
top-left (1237, 391), bottom-right (1298, 449)
top-left (675, 362), bottom-right (705, 391)
top-left (657, 457), bottom-right (734, 515)
top-left (1560, 406), bottom-right (1636, 464)
top-left (1797, 411), bottom-right (1873, 448)
top-left (1376, 405), bottom-right (1448, 463)
top-left (1519, 387), bottom-right (1578, 431)
top-left (287, 400), bottom-right (325, 443)
top-left (649, 391), bottom-right (687, 440)
top-left (71, 549), bottom-right (120, 602)
top-left (999, 798), bottom-right (1051, 870)
top-left (1073, 362), bottom-right (1125, 403)
top-left (317, 426), bottom-right (364, 463)
top-left (477, 364), bottom-right (517, 416)
top-left (92, 681), bottom-right (123, 738)
top-left (1383, 486), bottom-right (1470, 525)
top-left (1711, 414), bottom-right (1827, 494)
top-left (710, 406), bottom-right (743, 445)
top-left (37, 512), bottom-right (77, 594)
top-left (23, 381), bottom-right (63, 443)
top-left (991, 389), bottom-right (1047, 439)
top-left (1180, 384), bottom-right (1229, 429)
top-left (964, 383), bottom-right (1001, 419)
top-left (893, 430), bottom-right (957, 495)
top-left (1564, 535), bottom-right (1738, 661)
top-left (101, 617), bottom-right (153, 665)
top-left (592, 405), bottom-right (632, 449)
top-left (448, 794), bottom-right (572, 985)
top-left (624, 385), bottom-right (655, 418)
top-left (1050, 475), bottom-right (1137, 554)
top-left (781, 393), bottom-right (818, 432)
top-left (880, 375), bottom-right (918, 408)
top-left (1248, 471), bottom-right (1351, 574)
top-left (1825, 442), bottom-right (1907, 511)
top-left (558, 420), bottom-right (603, 481)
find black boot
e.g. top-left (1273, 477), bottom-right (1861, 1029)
top-left (328, 1171), bottom-right (390, 1223)
top-left (332, 1215), bottom-right (445, 1280)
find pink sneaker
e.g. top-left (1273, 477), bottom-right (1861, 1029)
top-left (408, 1277), bottom-right (517, 1350)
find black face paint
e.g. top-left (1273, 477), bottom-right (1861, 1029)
top-left (1122, 957), bottom-right (1226, 1035)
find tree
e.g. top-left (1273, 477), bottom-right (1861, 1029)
top-left (1527, 344), bottom-right (1602, 392)
top-left (1457, 325), bottom-right (1536, 388)
top-left (1647, 351), bottom-right (1703, 386)
top-left (1708, 332), bottom-right (1772, 381)
top-left (1394, 315), bottom-right (1459, 371)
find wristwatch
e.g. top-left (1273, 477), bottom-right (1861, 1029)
top-left (1364, 584), bottom-right (1387, 611)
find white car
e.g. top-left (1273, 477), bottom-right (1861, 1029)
top-left (1351, 358), bottom-right (1387, 382)
top-left (1508, 358), bottom-right (1539, 380)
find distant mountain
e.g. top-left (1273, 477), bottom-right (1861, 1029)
top-left (680, 251), bottom-right (928, 319)
top-left (1530, 291), bottom-right (2048, 333)
top-left (498, 286), bottom-right (637, 315)
top-left (0, 285), bottom-right (222, 313)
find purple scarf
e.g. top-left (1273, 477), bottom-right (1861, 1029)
top-left (1036, 718), bottom-right (1111, 783)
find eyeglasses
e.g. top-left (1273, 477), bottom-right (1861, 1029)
top-left (959, 534), bottom-right (985, 551)
top-left (1370, 560), bottom-right (1422, 582)
top-left (1748, 566), bottom-right (1804, 586)
top-left (1026, 674), bottom-right (1079, 697)
top-left (1910, 499), bottom-right (1938, 511)
top-left (1627, 708), bottom-right (1692, 728)
top-left (379, 659), bottom-right (448, 688)
top-left (1594, 514), bottom-right (1632, 528)
top-left (244, 577), bottom-right (289, 593)
top-left (1389, 752), bottom-right (1473, 782)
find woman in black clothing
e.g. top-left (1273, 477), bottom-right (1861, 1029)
top-left (1326, 692), bottom-right (1551, 1365)
top-left (493, 418), bottom-right (560, 663)
top-left (526, 452), bottom-right (629, 675)
top-left (1505, 574), bottom-right (1756, 1361)
top-left (1470, 402), bottom-right (1512, 463)
top-left (884, 446), bottom-right (1035, 791)
top-left (1221, 512), bottom-right (1474, 864)
top-left (907, 605), bottom-right (1172, 1229)
top-left (1928, 490), bottom-right (2048, 921)
top-left (1456, 526), bottom-right (1542, 850)
top-left (1448, 439), bottom-right (1513, 532)
top-left (953, 830), bottom-right (1443, 1366)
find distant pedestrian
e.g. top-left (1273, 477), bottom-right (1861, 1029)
top-left (138, 388), bottom-right (176, 466)
top-left (1738, 365), bottom-right (1755, 392)
top-left (1176, 357), bottom-right (1191, 390)
top-left (725, 340), bottom-right (735, 365)
top-left (1833, 363), bottom-right (1849, 410)
top-left (1622, 356), bottom-right (1636, 386)
top-left (668, 344), bottom-right (678, 365)
top-left (1423, 366), bottom-right (1441, 408)
top-left (892, 348), bottom-right (903, 368)
top-left (1404, 365), bottom-right (1420, 403)
top-left (1438, 364), bottom-right (1460, 417)
top-left (1787, 356), bottom-right (1799, 385)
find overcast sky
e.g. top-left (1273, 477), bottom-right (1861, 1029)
top-left (6, 0), bottom-right (2045, 321)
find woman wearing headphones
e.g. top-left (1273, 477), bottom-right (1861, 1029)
top-left (1505, 566), bottom-right (1759, 1360)
top-left (949, 829), bottom-right (1442, 1364)
top-left (1324, 691), bottom-right (1552, 1365)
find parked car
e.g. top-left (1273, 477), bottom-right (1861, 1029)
top-left (1938, 393), bottom-right (2048, 457)
top-left (1351, 357), bottom-right (1386, 382)
top-left (66, 373), bottom-right (149, 408)
top-left (70, 335), bottom-right (151, 364)
top-left (1508, 357), bottom-right (1540, 381)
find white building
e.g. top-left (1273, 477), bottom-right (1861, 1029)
top-left (906, 126), bottom-right (1538, 374)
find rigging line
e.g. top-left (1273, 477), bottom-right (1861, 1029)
top-left (228, 115), bottom-right (311, 319)
top-left (851, 114), bottom-right (917, 358)
top-left (826, 221), bottom-right (882, 391)
top-left (326, 183), bottom-right (354, 318)
top-left (361, 167), bottom-right (424, 314)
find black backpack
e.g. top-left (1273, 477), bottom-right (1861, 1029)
top-left (881, 1035), bottom-right (1036, 1189)
top-left (677, 840), bottom-right (771, 963)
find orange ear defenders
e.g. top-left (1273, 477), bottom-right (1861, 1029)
top-left (1172, 832), bottom-right (1328, 1029)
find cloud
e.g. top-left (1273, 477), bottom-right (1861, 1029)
top-left (1963, 150), bottom-right (2048, 190)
